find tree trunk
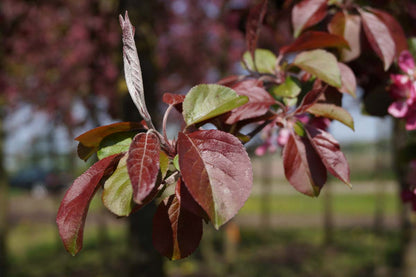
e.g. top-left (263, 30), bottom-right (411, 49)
top-left (323, 180), bottom-right (333, 246)
top-left (0, 108), bottom-right (9, 276)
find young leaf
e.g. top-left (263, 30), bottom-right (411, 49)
top-left (97, 131), bottom-right (136, 160)
top-left (306, 125), bottom-right (351, 188)
top-left (102, 154), bottom-right (135, 216)
top-left (271, 76), bottom-right (301, 98)
top-left (328, 12), bottom-right (361, 62)
top-left (359, 9), bottom-right (395, 71)
top-left (292, 0), bottom-right (328, 38)
top-left (120, 12), bottom-right (154, 128)
top-left (152, 195), bottom-right (203, 260)
top-left (293, 49), bottom-right (341, 88)
top-left (283, 132), bottom-right (327, 197)
top-left (182, 84), bottom-right (248, 126)
top-left (177, 130), bottom-right (252, 229)
top-left (296, 80), bottom-right (324, 113)
top-left (246, 0), bottom-right (268, 61)
top-left (225, 79), bottom-right (276, 124)
top-left (162, 93), bottom-right (185, 106)
top-left (56, 154), bottom-right (122, 255)
top-left (338, 62), bottom-right (356, 97)
top-left (242, 49), bottom-right (277, 74)
top-left (280, 31), bottom-right (349, 54)
top-left (75, 122), bottom-right (143, 161)
top-left (369, 8), bottom-right (408, 58)
top-left (127, 131), bottom-right (161, 204)
top-left (306, 103), bottom-right (354, 130)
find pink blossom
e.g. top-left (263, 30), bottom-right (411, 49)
top-left (277, 128), bottom-right (290, 147)
top-left (398, 50), bottom-right (415, 76)
top-left (388, 51), bottom-right (416, 130)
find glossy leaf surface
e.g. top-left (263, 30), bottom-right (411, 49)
top-left (283, 132), bottom-right (327, 197)
top-left (153, 195), bottom-right (203, 260)
top-left (176, 179), bottom-right (208, 220)
top-left (306, 126), bottom-right (351, 187)
top-left (97, 131), bottom-right (136, 160)
top-left (242, 49), bottom-right (277, 74)
top-left (102, 154), bottom-right (134, 216)
top-left (177, 130), bottom-right (252, 229)
top-left (225, 79), bottom-right (275, 124)
top-left (328, 12), bottom-right (361, 62)
top-left (292, 0), bottom-right (327, 37)
top-left (307, 103), bottom-right (354, 130)
top-left (127, 131), bottom-right (161, 204)
top-left (280, 31), bottom-right (349, 54)
top-left (293, 50), bottom-right (341, 88)
top-left (359, 9), bottom-right (395, 70)
top-left (56, 154), bottom-right (122, 255)
top-left (75, 122), bottom-right (143, 161)
top-left (182, 84), bottom-right (248, 126)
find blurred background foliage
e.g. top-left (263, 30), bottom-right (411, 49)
top-left (1, 0), bottom-right (416, 276)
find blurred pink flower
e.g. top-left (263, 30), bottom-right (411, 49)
top-left (388, 50), bottom-right (416, 130)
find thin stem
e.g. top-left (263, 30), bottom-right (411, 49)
top-left (161, 105), bottom-right (175, 154)
top-left (244, 120), bottom-right (272, 144)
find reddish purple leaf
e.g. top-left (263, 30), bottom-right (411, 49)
top-left (328, 12), bottom-right (362, 62)
top-left (283, 132), bottom-right (327, 196)
top-left (152, 195), bottom-right (203, 260)
top-left (369, 8), bottom-right (408, 58)
top-left (127, 131), bottom-right (161, 204)
top-left (177, 130), bottom-right (252, 229)
top-left (306, 125), bottom-right (351, 187)
top-left (225, 79), bottom-right (276, 124)
top-left (162, 93), bottom-right (185, 106)
top-left (292, 0), bottom-right (327, 37)
top-left (295, 80), bottom-right (324, 113)
top-left (175, 178), bottom-right (208, 221)
top-left (280, 31), bottom-right (349, 54)
top-left (359, 9), bottom-right (395, 70)
top-left (75, 122), bottom-right (143, 161)
top-left (338, 62), bottom-right (357, 97)
top-left (217, 75), bottom-right (240, 87)
top-left (246, 0), bottom-right (268, 61)
top-left (56, 154), bottom-right (122, 255)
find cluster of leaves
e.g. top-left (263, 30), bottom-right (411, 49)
top-left (57, 0), bottom-right (409, 260)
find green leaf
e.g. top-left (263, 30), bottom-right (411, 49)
top-left (173, 154), bottom-right (180, 171)
top-left (293, 49), bottom-right (342, 88)
top-left (242, 49), bottom-right (277, 74)
top-left (102, 155), bottom-right (134, 217)
top-left (409, 37), bottom-right (416, 59)
top-left (307, 103), bottom-right (354, 130)
top-left (283, 97), bottom-right (298, 107)
top-left (182, 84), bottom-right (248, 126)
top-left (293, 121), bottom-right (306, 137)
top-left (160, 151), bottom-right (170, 179)
top-left (97, 132), bottom-right (136, 160)
top-left (271, 76), bottom-right (301, 98)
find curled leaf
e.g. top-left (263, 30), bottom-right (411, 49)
top-left (359, 9), bottom-right (395, 70)
top-left (56, 154), bottom-right (122, 255)
top-left (120, 12), bottom-right (153, 128)
top-left (283, 132), bottom-right (327, 196)
top-left (127, 131), bottom-right (161, 204)
top-left (152, 195), bottom-right (203, 260)
top-left (306, 126), bottom-right (351, 188)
